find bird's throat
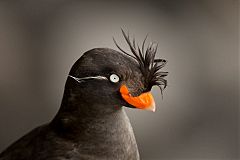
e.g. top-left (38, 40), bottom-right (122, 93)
top-left (51, 90), bottom-right (126, 138)
top-left (50, 88), bottom-right (139, 159)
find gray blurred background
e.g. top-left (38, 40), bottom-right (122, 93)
top-left (0, 0), bottom-right (238, 159)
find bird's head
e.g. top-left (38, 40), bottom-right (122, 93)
top-left (65, 30), bottom-right (167, 112)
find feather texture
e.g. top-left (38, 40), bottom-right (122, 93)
top-left (113, 29), bottom-right (168, 93)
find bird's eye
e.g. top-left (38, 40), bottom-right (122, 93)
top-left (109, 74), bottom-right (120, 83)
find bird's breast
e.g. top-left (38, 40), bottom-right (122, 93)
top-left (72, 109), bottom-right (140, 160)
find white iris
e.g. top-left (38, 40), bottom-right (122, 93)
top-left (109, 74), bottom-right (120, 83)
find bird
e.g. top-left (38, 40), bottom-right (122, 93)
top-left (0, 30), bottom-right (167, 160)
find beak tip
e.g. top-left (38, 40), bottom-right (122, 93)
top-left (146, 101), bottom-right (156, 112)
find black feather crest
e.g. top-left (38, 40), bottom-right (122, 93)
top-left (113, 29), bottom-right (168, 93)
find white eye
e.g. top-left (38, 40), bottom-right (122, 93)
top-left (109, 74), bottom-right (120, 83)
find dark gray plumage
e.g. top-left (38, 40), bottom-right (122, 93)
top-left (0, 31), bottom-right (167, 160)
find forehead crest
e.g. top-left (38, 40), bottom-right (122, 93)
top-left (113, 29), bottom-right (168, 93)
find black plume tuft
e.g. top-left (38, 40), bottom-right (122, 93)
top-left (113, 29), bottom-right (168, 93)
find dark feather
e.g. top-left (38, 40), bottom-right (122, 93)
top-left (114, 29), bottom-right (168, 92)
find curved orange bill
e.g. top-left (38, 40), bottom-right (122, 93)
top-left (120, 85), bottom-right (156, 112)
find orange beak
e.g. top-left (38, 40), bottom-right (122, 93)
top-left (120, 85), bottom-right (156, 112)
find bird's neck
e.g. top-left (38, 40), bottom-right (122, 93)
top-left (50, 89), bottom-right (139, 159)
top-left (50, 89), bottom-right (127, 139)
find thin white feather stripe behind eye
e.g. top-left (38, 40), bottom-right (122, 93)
top-left (68, 75), bottom-right (108, 83)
